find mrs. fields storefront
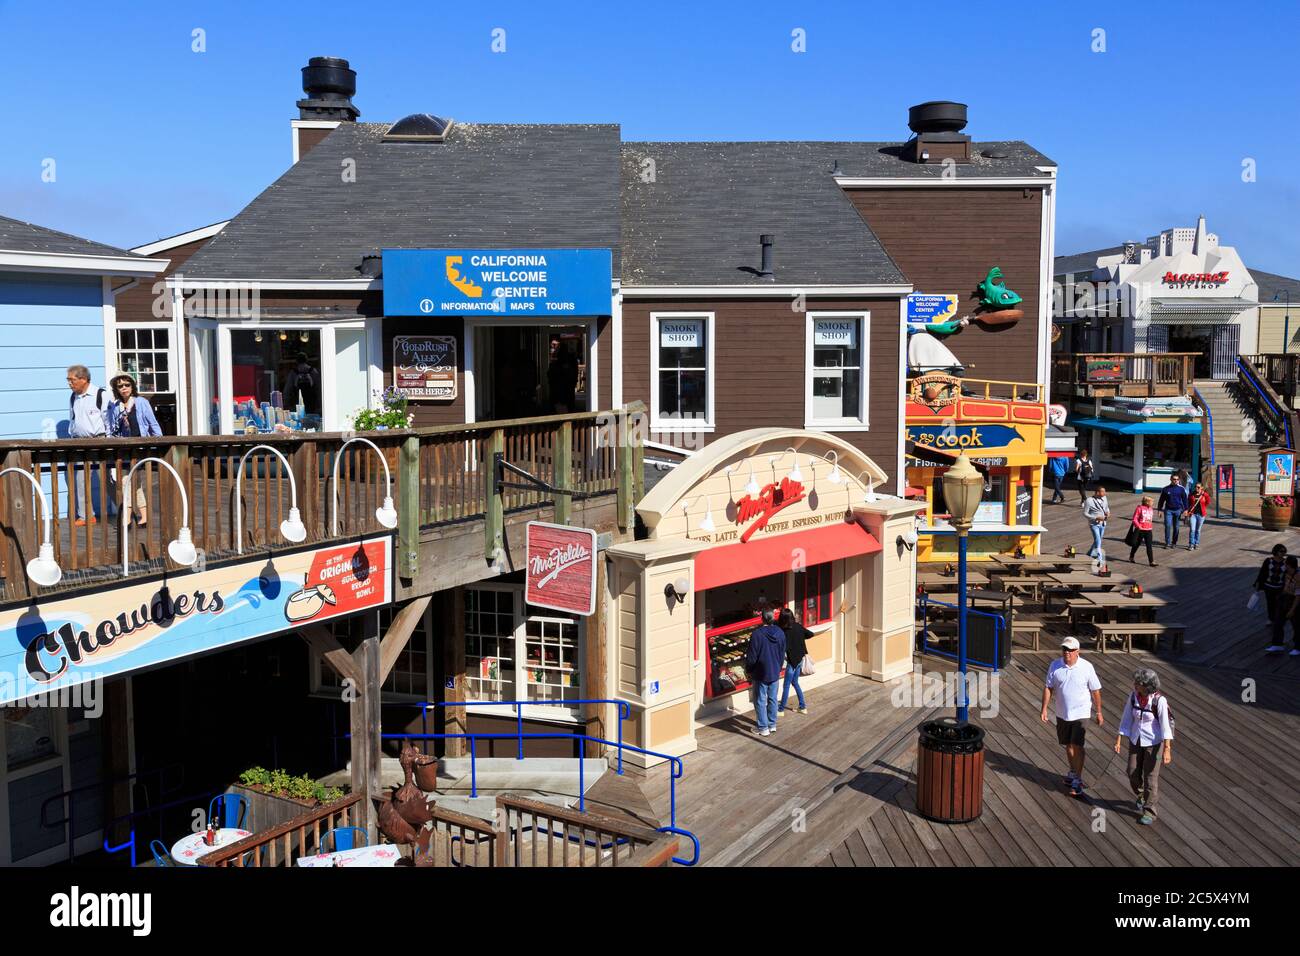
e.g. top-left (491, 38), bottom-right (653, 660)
top-left (604, 429), bottom-right (925, 765)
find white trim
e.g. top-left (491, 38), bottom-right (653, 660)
top-left (1039, 180), bottom-right (1057, 387)
top-left (101, 277), bottom-right (117, 386)
top-left (835, 176), bottom-right (1055, 188)
top-left (291, 120), bottom-right (341, 165)
top-left (644, 438), bottom-right (696, 456)
top-left (366, 316), bottom-right (384, 405)
top-left (166, 276), bottom-right (380, 291)
top-left (464, 323), bottom-right (476, 424)
top-left (897, 297), bottom-right (907, 495)
top-left (804, 311), bottom-right (869, 429)
top-left (649, 311), bottom-right (715, 431)
top-left (0, 250), bottom-right (169, 277)
top-left (611, 289), bottom-right (623, 407)
top-left (624, 284), bottom-right (911, 297)
top-left (176, 286), bottom-right (192, 435)
top-left (320, 324), bottom-right (339, 430)
top-left (587, 319), bottom-right (598, 412)
top-left (130, 221), bottom-right (229, 256)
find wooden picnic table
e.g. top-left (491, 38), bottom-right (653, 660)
top-left (1043, 571), bottom-right (1132, 589)
top-left (988, 554), bottom-right (1097, 575)
top-left (918, 569), bottom-right (989, 589)
top-left (1069, 591), bottom-right (1176, 623)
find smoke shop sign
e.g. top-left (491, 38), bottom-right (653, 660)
top-left (382, 248), bottom-right (612, 317)
top-left (526, 522), bottom-right (597, 616)
top-left (905, 424), bottom-right (1023, 451)
top-left (0, 537), bottom-right (393, 704)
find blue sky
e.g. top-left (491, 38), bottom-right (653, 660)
top-left (2, 0), bottom-right (1297, 274)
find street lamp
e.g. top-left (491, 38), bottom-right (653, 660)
top-left (1275, 291), bottom-right (1292, 356)
top-left (121, 457), bottom-right (198, 576)
top-left (940, 452), bottom-right (984, 722)
top-left (0, 467), bottom-right (63, 586)
top-left (234, 444), bottom-right (307, 553)
top-left (330, 437), bottom-right (398, 537)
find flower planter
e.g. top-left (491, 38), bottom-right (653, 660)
top-left (1261, 499), bottom-right (1294, 531)
top-left (229, 783), bottom-right (331, 832)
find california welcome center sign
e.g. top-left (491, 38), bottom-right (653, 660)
top-left (381, 248), bottom-right (612, 317)
top-left (525, 522), bottom-right (597, 616)
top-left (0, 536), bottom-right (393, 704)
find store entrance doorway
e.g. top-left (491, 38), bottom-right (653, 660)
top-left (474, 324), bottom-right (589, 421)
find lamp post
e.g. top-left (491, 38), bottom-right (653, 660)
top-left (940, 452), bottom-right (984, 722)
top-left (0, 467), bottom-right (63, 586)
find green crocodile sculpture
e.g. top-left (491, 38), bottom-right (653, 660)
top-left (976, 266), bottom-right (1022, 309)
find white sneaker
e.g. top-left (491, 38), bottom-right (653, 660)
top-left (1265, 645), bottom-right (1285, 653)
top-left (759, 728), bottom-right (771, 737)
top-left (769, 724), bottom-right (777, 734)
top-left (1290, 649), bottom-right (1300, 656)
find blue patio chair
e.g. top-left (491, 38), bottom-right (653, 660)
top-left (208, 793), bottom-right (251, 831)
top-left (322, 826), bottom-right (368, 853)
top-left (150, 839), bottom-right (174, 867)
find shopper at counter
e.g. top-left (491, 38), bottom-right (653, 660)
top-left (745, 609), bottom-right (787, 737)
top-left (777, 607), bottom-right (811, 716)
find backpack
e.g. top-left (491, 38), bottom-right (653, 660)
top-left (70, 387), bottom-right (108, 412)
top-left (1079, 457), bottom-right (1094, 480)
top-left (1130, 691), bottom-right (1174, 738)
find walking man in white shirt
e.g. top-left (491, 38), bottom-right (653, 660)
top-left (1114, 667), bottom-right (1174, 826)
top-left (1041, 636), bottom-right (1103, 796)
top-left (66, 364), bottom-right (109, 525)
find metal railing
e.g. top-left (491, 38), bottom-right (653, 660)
top-left (1236, 357), bottom-right (1295, 449)
top-left (102, 787), bottom-right (229, 867)
top-left (1191, 385), bottom-right (1215, 479)
top-left (38, 763), bottom-right (187, 866)
top-left (376, 730), bottom-right (699, 865)
top-left (914, 595), bottom-right (1005, 671)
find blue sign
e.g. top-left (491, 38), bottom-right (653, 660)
top-left (906, 424), bottom-right (1024, 450)
top-left (907, 293), bottom-right (960, 326)
top-left (382, 249), bottom-right (612, 317)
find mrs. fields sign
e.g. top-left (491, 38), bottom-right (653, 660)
top-left (525, 522), bottom-right (597, 616)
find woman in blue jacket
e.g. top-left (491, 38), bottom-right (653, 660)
top-left (107, 373), bottom-right (164, 526)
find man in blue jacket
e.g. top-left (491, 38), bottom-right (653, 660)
top-left (1156, 475), bottom-right (1189, 548)
top-left (1049, 455), bottom-right (1069, 503)
top-left (745, 608), bottom-right (788, 737)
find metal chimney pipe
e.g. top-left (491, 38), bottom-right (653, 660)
top-left (759, 234), bottom-right (774, 280)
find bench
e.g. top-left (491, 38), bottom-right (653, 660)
top-left (1012, 618), bottom-right (1044, 651)
top-left (1089, 621), bottom-right (1186, 654)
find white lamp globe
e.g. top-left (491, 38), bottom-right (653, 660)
top-left (375, 496), bottom-right (398, 529)
top-left (168, 527), bottom-right (198, 567)
top-left (280, 506), bottom-right (307, 543)
top-left (26, 542), bottom-right (62, 587)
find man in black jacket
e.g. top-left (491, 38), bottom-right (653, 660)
top-left (745, 608), bottom-right (787, 737)
top-left (1255, 543), bottom-right (1289, 652)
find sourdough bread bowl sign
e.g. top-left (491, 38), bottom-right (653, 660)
top-left (0, 537), bottom-right (393, 704)
top-left (526, 522), bottom-right (597, 616)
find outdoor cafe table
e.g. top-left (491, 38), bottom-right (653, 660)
top-left (1043, 571), bottom-right (1132, 590)
top-left (296, 845), bottom-right (402, 867)
top-left (170, 829), bottom-right (252, 866)
top-left (1068, 591), bottom-right (1177, 623)
top-left (918, 569), bottom-right (989, 590)
top-left (989, 554), bottom-right (1097, 575)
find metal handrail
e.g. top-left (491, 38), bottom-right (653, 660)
top-left (39, 763), bottom-right (187, 866)
top-left (374, 730), bottom-right (698, 866)
top-left (1236, 357), bottom-right (1291, 447)
top-left (1191, 385), bottom-right (1215, 473)
top-left (416, 698), bottom-right (631, 773)
top-left (101, 787), bottom-right (227, 867)
top-left (915, 595), bottom-right (1004, 671)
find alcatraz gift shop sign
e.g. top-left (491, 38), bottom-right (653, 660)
top-left (382, 248), bottom-right (613, 317)
top-left (0, 537), bottom-right (393, 704)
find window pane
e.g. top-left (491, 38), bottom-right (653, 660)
top-left (812, 369), bottom-right (860, 420)
top-left (119, 329), bottom-right (136, 349)
top-left (658, 369), bottom-right (707, 420)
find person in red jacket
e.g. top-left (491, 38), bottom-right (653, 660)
top-left (1127, 495), bottom-right (1156, 566)
top-left (1184, 482), bottom-right (1210, 550)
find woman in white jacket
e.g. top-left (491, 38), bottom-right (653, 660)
top-left (1113, 667), bottom-right (1174, 826)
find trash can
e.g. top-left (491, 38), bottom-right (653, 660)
top-left (914, 717), bottom-right (985, 823)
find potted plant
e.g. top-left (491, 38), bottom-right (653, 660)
top-left (351, 387), bottom-right (414, 432)
top-left (232, 766), bottom-right (346, 831)
top-left (1261, 495), bottom-right (1294, 531)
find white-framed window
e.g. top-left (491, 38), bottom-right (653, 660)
top-left (650, 312), bottom-right (714, 431)
top-left (115, 325), bottom-right (173, 395)
top-left (805, 311), bottom-right (869, 429)
top-left (313, 606), bottom-right (434, 702)
top-left (465, 585), bottom-right (584, 717)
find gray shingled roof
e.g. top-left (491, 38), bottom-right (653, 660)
top-left (1253, 270), bottom-right (1300, 303)
top-left (621, 142), bottom-right (906, 287)
top-left (183, 122), bottom-right (622, 280)
top-left (819, 139), bottom-right (1055, 179)
top-left (0, 214), bottom-right (146, 259)
top-left (1054, 245), bottom-right (1125, 277)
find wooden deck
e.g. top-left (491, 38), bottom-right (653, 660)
top-left (619, 487), bottom-right (1300, 867)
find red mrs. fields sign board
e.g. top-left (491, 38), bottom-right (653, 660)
top-left (525, 522), bottom-right (597, 616)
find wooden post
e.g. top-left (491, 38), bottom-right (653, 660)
top-left (583, 556), bottom-right (608, 759)
top-left (350, 629), bottom-right (382, 844)
top-left (101, 680), bottom-right (132, 849)
top-left (399, 435), bottom-right (420, 580)
top-left (167, 442), bottom-right (190, 567)
top-left (616, 410), bottom-right (632, 532)
top-left (554, 420), bottom-right (573, 526)
top-left (442, 589), bottom-right (467, 757)
top-left (1, 450), bottom-right (35, 601)
top-left (631, 408), bottom-right (645, 509)
top-left (485, 428), bottom-right (504, 562)
top-left (292, 441), bottom-right (318, 542)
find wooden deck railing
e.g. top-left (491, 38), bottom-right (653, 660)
top-left (494, 794), bottom-right (664, 867)
top-left (1239, 354), bottom-right (1300, 410)
top-left (198, 792), bottom-right (365, 867)
top-left (1051, 352), bottom-right (1198, 398)
top-left (951, 377), bottom-right (1044, 404)
top-left (0, 404), bottom-right (644, 600)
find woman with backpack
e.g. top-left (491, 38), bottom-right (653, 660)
top-left (1075, 449), bottom-right (1095, 502)
top-left (1113, 667), bottom-right (1173, 826)
top-left (777, 606), bottom-right (813, 716)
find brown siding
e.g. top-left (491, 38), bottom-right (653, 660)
top-left (114, 236), bottom-right (213, 323)
top-left (296, 124), bottom-right (336, 160)
top-left (621, 296), bottom-right (903, 486)
top-left (846, 187), bottom-right (1043, 384)
top-left (382, 316), bottom-right (467, 427)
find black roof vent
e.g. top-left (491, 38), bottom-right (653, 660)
top-left (908, 101), bottom-right (968, 134)
top-left (359, 253), bottom-right (382, 278)
top-left (298, 57), bottom-right (360, 122)
top-left (982, 147), bottom-right (1010, 160)
top-left (383, 113), bottom-right (453, 142)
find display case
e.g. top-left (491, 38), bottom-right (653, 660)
top-left (704, 617), bottom-right (760, 699)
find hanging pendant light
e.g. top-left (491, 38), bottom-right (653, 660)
top-left (699, 495), bottom-right (716, 534)
top-left (785, 447), bottom-right (803, 484)
top-left (823, 451), bottom-right (842, 484)
top-left (745, 463), bottom-right (760, 497)
top-left (278, 330), bottom-right (288, 342)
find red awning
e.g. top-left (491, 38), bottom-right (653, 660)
top-left (694, 520), bottom-right (882, 592)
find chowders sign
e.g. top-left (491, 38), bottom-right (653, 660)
top-left (525, 521), bottom-right (597, 616)
top-left (382, 248), bottom-right (613, 317)
top-left (393, 335), bottom-right (457, 400)
top-left (0, 537), bottom-right (393, 704)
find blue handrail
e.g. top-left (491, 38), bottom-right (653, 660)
top-left (372, 730), bottom-right (698, 865)
top-left (40, 763), bottom-right (187, 866)
top-left (102, 787), bottom-right (227, 867)
top-left (1237, 357), bottom-right (1290, 447)
top-left (915, 595), bottom-right (1004, 671)
top-left (414, 698), bottom-right (631, 774)
top-left (1192, 385), bottom-right (1215, 471)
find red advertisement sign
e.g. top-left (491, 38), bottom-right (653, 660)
top-left (526, 522), bottom-right (597, 616)
top-left (291, 538), bottom-right (392, 622)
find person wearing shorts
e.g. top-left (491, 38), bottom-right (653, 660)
top-left (1041, 636), bottom-right (1103, 795)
